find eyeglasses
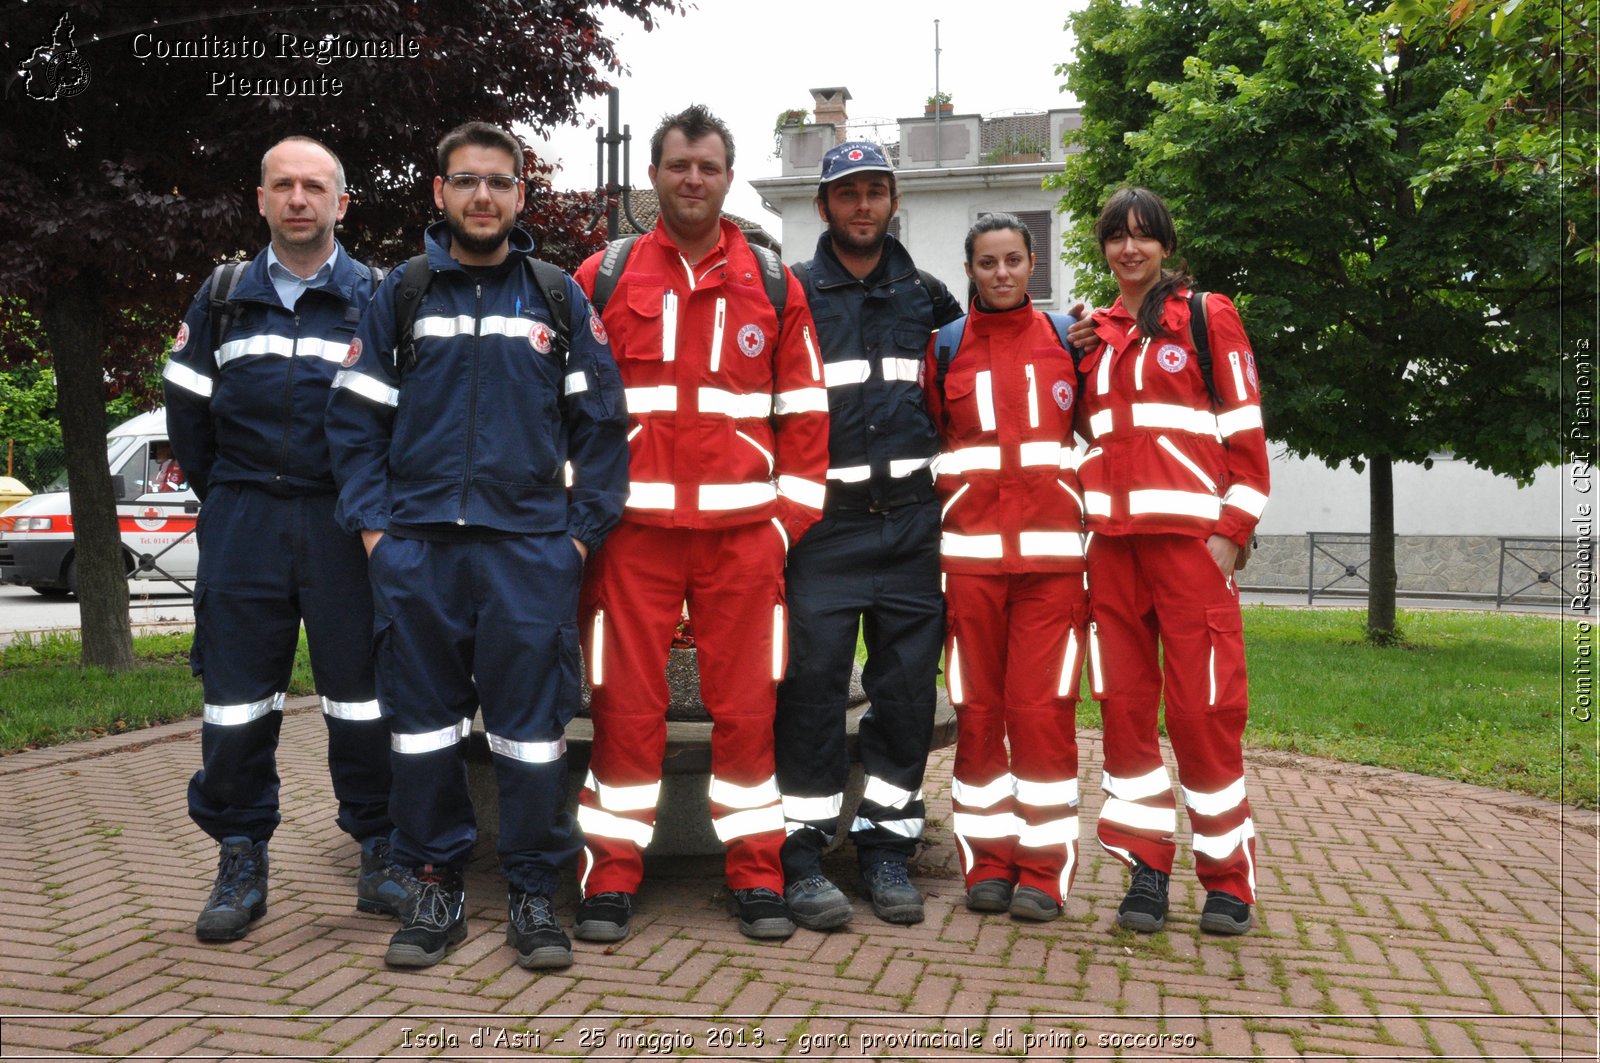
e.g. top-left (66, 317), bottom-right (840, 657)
top-left (443, 173), bottom-right (521, 193)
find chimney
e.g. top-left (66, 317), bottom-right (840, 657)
top-left (810, 86), bottom-right (851, 144)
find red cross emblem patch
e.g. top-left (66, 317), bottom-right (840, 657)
top-left (529, 321), bottom-right (554, 355)
top-left (1156, 344), bottom-right (1188, 373)
top-left (341, 338), bottom-right (362, 368)
top-left (737, 323), bottom-right (766, 358)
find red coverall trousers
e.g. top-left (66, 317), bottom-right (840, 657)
top-left (1087, 533), bottom-right (1257, 901)
top-left (577, 521), bottom-right (788, 895)
top-left (945, 571), bottom-right (1088, 904)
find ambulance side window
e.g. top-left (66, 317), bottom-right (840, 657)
top-left (110, 442), bottom-right (153, 498)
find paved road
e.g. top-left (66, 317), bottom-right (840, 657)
top-left (0, 582), bottom-right (194, 645)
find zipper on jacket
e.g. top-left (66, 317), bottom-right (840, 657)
top-left (457, 282), bottom-right (483, 525)
top-left (274, 314), bottom-right (301, 483)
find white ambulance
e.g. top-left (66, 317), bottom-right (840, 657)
top-left (0, 409), bottom-right (199, 596)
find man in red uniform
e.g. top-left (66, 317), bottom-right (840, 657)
top-left (571, 105), bottom-right (829, 942)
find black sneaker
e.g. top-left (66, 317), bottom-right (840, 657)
top-left (506, 892), bottom-right (573, 969)
top-left (859, 861), bottom-right (924, 924)
top-left (727, 887), bottom-right (796, 940)
top-left (356, 836), bottom-right (406, 918)
top-left (384, 864), bottom-right (467, 968)
top-left (574, 891), bottom-right (632, 943)
top-left (1199, 890), bottom-right (1253, 935)
top-left (195, 836), bottom-right (268, 942)
top-left (784, 874), bottom-right (852, 931)
top-left (1009, 885), bottom-right (1063, 922)
top-left (1116, 859), bottom-right (1170, 933)
top-left (964, 878), bottom-right (1013, 913)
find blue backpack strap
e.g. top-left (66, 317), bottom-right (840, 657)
top-left (933, 316), bottom-right (968, 425)
top-left (1042, 310), bottom-right (1083, 368)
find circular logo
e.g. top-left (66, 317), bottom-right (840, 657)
top-left (134, 508), bottom-right (166, 532)
top-left (1156, 344), bottom-right (1188, 373)
top-left (848, 148), bottom-right (864, 161)
top-left (737, 324), bottom-right (766, 358)
top-left (529, 321), bottom-right (554, 355)
top-left (171, 322), bottom-right (189, 354)
top-left (588, 311), bottom-right (608, 345)
top-left (1246, 352), bottom-right (1259, 390)
top-left (1052, 379), bottom-right (1074, 411)
top-left (341, 338), bottom-right (362, 368)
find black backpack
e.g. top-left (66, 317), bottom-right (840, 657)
top-left (389, 252), bottom-right (575, 375)
top-left (588, 235), bottom-right (788, 330)
top-left (207, 258), bottom-right (384, 353)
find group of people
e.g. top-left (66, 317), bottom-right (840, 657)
top-left (161, 103), bottom-right (1269, 975)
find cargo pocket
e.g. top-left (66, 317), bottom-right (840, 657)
top-left (556, 621), bottom-right (583, 728)
top-left (189, 582), bottom-right (209, 677)
top-left (1204, 604), bottom-right (1247, 711)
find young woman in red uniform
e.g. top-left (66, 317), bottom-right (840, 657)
top-left (1077, 187), bottom-right (1270, 936)
top-left (924, 213), bottom-right (1088, 922)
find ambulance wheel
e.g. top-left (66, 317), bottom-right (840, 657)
top-left (65, 557), bottom-right (79, 597)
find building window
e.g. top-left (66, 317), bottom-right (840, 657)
top-left (887, 215), bottom-right (902, 242)
top-left (979, 209), bottom-right (1053, 303)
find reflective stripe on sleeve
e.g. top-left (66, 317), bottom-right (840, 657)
top-left (774, 387), bottom-right (829, 415)
top-left (564, 371), bottom-right (589, 396)
top-left (162, 360), bottom-right (214, 399)
top-left (391, 718), bottom-right (472, 755)
top-left (1228, 351), bottom-right (1248, 402)
top-left (332, 369), bottom-right (399, 408)
top-left (204, 692), bottom-right (285, 726)
top-left (1217, 405), bottom-right (1263, 437)
top-left (321, 696), bottom-right (381, 721)
top-left (776, 475), bottom-right (825, 511)
top-left (1223, 484), bottom-right (1269, 518)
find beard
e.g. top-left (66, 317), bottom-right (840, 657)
top-left (446, 213), bottom-right (514, 257)
top-left (825, 211), bottom-right (889, 257)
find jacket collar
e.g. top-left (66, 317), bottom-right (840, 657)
top-left (423, 222), bottom-right (537, 274)
top-left (807, 231), bottom-right (917, 290)
top-left (232, 239), bottom-right (367, 306)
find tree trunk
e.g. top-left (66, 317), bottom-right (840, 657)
top-left (41, 270), bottom-right (135, 671)
top-left (1366, 454), bottom-right (1399, 644)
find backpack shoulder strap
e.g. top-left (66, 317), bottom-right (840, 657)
top-left (789, 260), bottom-right (812, 300)
top-left (934, 316), bottom-right (968, 406)
top-left (1188, 290), bottom-right (1220, 407)
top-left (590, 235), bottom-right (638, 315)
top-left (1042, 311), bottom-right (1083, 368)
top-left (391, 253), bottom-right (434, 375)
top-left (207, 260), bottom-right (249, 353)
top-left (749, 243), bottom-right (788, 333)
top-left (527, 258), bottom-right (574, 356)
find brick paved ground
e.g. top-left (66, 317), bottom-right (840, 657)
top-left (1, 698), bottom-right (1595, 1061)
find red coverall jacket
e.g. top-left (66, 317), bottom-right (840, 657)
top-left (573, 222), bottom-right (829, 544)
top-left (923, 302), bottom-right (1088, 575)
top-left (1076, 291), bottom-right (1269, 545)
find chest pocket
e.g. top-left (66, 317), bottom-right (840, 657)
top-left (618, 282), bottom-right (668, 363)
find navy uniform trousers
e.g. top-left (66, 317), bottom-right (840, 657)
top-left (775, 500), bottom-right (944, 877)
top-left (370, 532), bottom-right (583, 896)
top-left (187, 484), bottom-right (391, 844)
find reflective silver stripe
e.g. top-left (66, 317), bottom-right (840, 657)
top-left (1056, 628), bottom-right (1081, 698)
top-left (321, 696), bottom-right (381, 721)
top-left (825, 359), bottom-right (871, 387)
top-left (1059, 447), bottom-right (1084, 472)
top-left (299, 337), bottom-right (352, 364)
top-left (700, 387), bottom-right (771, 419)
top-left (1087, 621), bottom-right (1104, 695)
top-left (953, 774), bottom-right (1014, 808)
top-left (889, 455), bottom-right (934, 478)
top-left (162, 360), bottom-right (214, 399)
top-left (590, 609), bottom-right (606, 686)
top-left (770, 516), bottom-right (789, 553)
top-left (975, 370), bottom-right (996, 431)
top-left (776, 474), bottom-right (825, 511)
top-left (391, 718), bottom-right (472, 754)
top-left (1209, 643), bottom-right (1217, 705)
top-left (1019, 440), bottom-right (1060, 467)
top-left (1183, 778), bottom-right (1248, 817)
top-left (1127, 489), bottom-right (1220, 520)
top-left (702, 481), bottom-right (777, 510)
top-left (1018, 531), bottom-right (1084, 557)
top-left (413, 313), bottom-right (544, 340)
top-left (1157, 434), bottom-right (1216, 492)
top-left (332, 369), bottom-right (399, 408)
top-left (625, 384), bottom-right (677, 415)
top-left (626, 423), bottom-right (644, 442)
top-left (1017, 813), bottom-right (1078, 847)
top-left (803, 324), bottom-right (821, 380)
top-left (564, 461), bottom-right (574, 487)
top-left (771, 604), bottom-right (785, 680)
top-left (851, 814), bottom-right (925, 838)
top-left (736, 430), bottom-right (775, 473)
top-left (861, 776), bottom-right (921, 811)
top-left (827, 464), bottom-right (872, 483)
top-left (1095, 349), bottom-right (1112, 394)
top-left (1088, 409), bottom-right (1113, 437)
top-left (1102, 765), bottom-right (1172, 802)
top-left (216, 333), bottom-right (295, 366)
top-left (1217, 405), bottom-right (1263, 437)
top-left (1025, 363), bottom-right (1039, 428)
top-left (709, 296), bottom-right (725, 373)
top-left (564, 371), bottom-right (588, 396)
top-left (1056, 478), bottom-right (1087, 516)
top-left (941, 531), bottom-right (1003, 559)
top-left (577, 804), bottom-right (655, 847)
top-left (1084, 491), bottom-right (1111, 518)
top-left (882, 356), bottom-right (922, 382)
top-left (1229, 350), bottom-right (1248, 402)
top-left (586, 770), bottom-right (661, 813)
top-left (935, 446), bottom-right (1002, 475)
top-left (1100, 797), bottom-right (1177, 833)
top-left (662, 291), bottom-right (678, 362)
top-left (626, 482), bottom-right (676, 509)
top-left (952, 810), bottom-right (1019, 839)
top-left (1131, 402), bottom-right (1220, 439)
top-left (204, 692), bottom-right (284, 726)
top-left (783, 793), bottom-right (843, 821)
top-left (941, 482), bottom-right (970, 520)
top-left (947, 634), bottom-right (965, 704)
top-left (774, 386), bottom-right (829, 415)
top-left (711, 805), bottom-right (785, 842)
top-left (487, 732), bottom-right (566, 764)
top-left (708, 775), bottom-right (780, 809)
top-left (1016, 778), bottom-right (1079, 806)
top-left (1133, 338), bottom-right (1149, 391)
top-left (1224, 484), bottom-right (1269, 518)
top-left (1193, 818), bottom-right (1255, 859)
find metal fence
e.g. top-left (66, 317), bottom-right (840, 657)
top-left (4, 441), bottom-right (65, 493)
top-left (1303, 532), bottom-right (1583, 607)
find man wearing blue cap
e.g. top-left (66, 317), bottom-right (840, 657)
top-left (775, 141), bottom-right (963, 928)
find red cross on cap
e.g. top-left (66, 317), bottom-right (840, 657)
top-left (848, 148), bottom-right (863, 160)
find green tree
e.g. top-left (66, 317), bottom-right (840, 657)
top-left (1052, 0), bottom-right (1571, 643)
top-left (0, 1), bottom-right (679, 669)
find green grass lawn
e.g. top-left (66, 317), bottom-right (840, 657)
top-left (3, 607), bottom-right (1587, 807)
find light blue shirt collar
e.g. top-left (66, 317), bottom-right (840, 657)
top-left (266, 244), bottom-right (339, 311)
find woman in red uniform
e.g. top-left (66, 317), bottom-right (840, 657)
top-left (924, 213), bottom-right (1088, 922)
top-left (1077, 187), bottom-right (1270, 936)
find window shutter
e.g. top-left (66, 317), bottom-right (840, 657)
top-left (978, 209), bottom-right (1053, 303)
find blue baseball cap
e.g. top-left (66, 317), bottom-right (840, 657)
top-left (819, 141), bottom-right (893, 185)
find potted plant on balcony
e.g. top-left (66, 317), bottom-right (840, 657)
top-left (924, 91), bottom-right (952, 116)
